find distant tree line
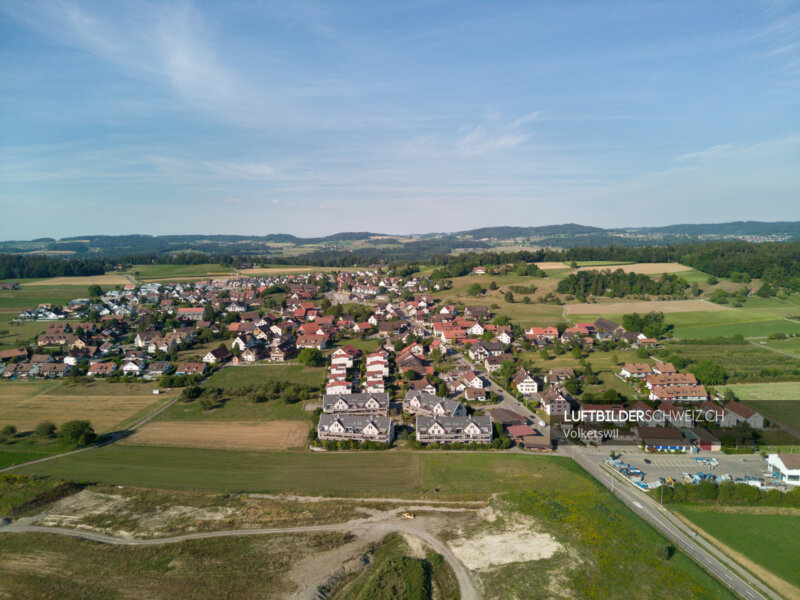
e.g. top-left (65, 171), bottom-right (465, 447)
top-left (0, 254), bottom-right (106, 279)
top-left (3, 240), bottom-right (800, 289)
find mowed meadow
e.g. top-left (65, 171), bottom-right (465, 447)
top-left (674, 506), bottom-right (800, 597)
top-left (13, 446), bottom-right (556, 498)
top-left (0, 380), bottom-right (172, 433)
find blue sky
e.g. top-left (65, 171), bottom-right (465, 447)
top-left (1, 0), bottom-right (798, 239)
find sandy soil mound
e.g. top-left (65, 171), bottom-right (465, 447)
top-left (448, 521), bottom-right (561, 570)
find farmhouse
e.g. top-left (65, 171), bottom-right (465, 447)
top-left (322, 393), bottom-right (390, 415)
top-left (403, 391), bottom-right (466, 417)
top-left (766, 454), bottom-right (800, 486)
top-left (539, 386), bottom-right (571, 417)
top-left (415, 415), bottom-right (493, 445)
top-left (513, 368), bottom-right (538, 395)
top-left (545, 367), bottom-right (575, 384)
top-left (203, 347), bottom-right (232, 364)
top-left (317, 414), bottom-right (394, 444)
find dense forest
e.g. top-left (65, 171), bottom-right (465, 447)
top-left (556, 270), bottom-right (689, 297)
top-left (0, 254), bottom-right (105, 280)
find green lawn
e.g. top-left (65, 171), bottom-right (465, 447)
top-left (157, 395), bottom-right (313, 422)
top-left (202, 364), bottom-right (326, 389)
top-left (674, 506), bottom-right (800, 589)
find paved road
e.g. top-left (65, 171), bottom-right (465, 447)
top-left (565, 445), bottom-right (781, 600)
top-left (453, 352), bottom-right (548, 432)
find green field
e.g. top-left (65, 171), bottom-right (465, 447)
top-left (11, 446), bottom-right (551, 498)
top-left (730, 400), bottom-right (800, 430)
top-left (8, 446), bottom-right (739, 599)
top-left (152, 364), bottom-right (325, 422)
top-left (674, 506), bottom-right (800, 590)
top-left (760, 337), bottom-right (800, 358)
top-left (724, 382), bottom-right (800, 401)
top-left (202, 364), bottom-right (325, 389)
top-left (0, 283), bottom-right (93, 349)
top-left (659, 341), bottom-right (800, 382)
top-left (123, 264), bottom-right (233, 281)
top-left (0, 438), bottom-right (77, 470)
top-left (571, 304), bottom-right (800, 339)
top-left (433, 273), bottom-right (567, 326)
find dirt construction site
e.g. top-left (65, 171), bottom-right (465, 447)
top-left (1, 487), bottom-right (569, 600)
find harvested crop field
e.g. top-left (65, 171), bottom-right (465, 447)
top-left (0, 381), bottom-right (167, 432)
top-left (565, 299), bottom-right (731, 315)
top-left (575, 262), bottom-right (692, 274)
top-left (534, 262), bottom-right (569, 270)
top-left (25, 274), bottom-right (131, 286)
top-left (238, 266), bottom-right (335, 275)
top-left (127, 421), bottom-right (310, 450)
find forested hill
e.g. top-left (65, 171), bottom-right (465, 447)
top-left (1, 221), bottom-right (799, 259)
top-left (621, 221), bottom-right (800, 237)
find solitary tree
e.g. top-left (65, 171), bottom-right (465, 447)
top-left (504, 291), bottom-right (514, 303)
top-left (297, 348), bottom-right (324, 367)
top-left (58, 420), bottom-right (96, 448)
top-left (467, 283), bottom-right (483, 296)
top-left (88, 284), bottom-right (103, 298)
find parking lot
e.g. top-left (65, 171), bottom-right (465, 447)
top-left (613, 451), bottom-right (769, 485)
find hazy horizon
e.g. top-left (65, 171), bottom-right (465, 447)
top-left (2, 1), bottom-right (799, 239)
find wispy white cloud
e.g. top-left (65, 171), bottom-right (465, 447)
top-left (456, 111), bottom-right (540, 157)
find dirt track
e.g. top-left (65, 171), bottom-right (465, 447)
top-left (126, 421), bottom-right (310, 450)
top-left (2, 500), bottom-right (483, 600)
